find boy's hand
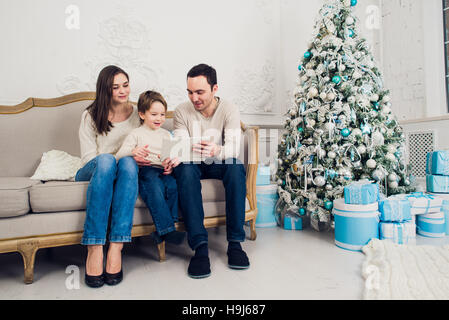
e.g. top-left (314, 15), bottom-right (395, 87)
top-left (132, 145), bottom-right (152, 166)
top-left (162, 157), bottom-right (180, 175)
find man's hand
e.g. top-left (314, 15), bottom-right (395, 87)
top-left (132, 145), bottom-right (153, 166)
top-left (192, 141), bottom-right (221, 158)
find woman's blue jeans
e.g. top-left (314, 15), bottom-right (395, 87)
top-left (138, 166), bottom-right (179, 236)
top-left (173, 158), bottom-right (246, 250)
top-left (75, 154), bottom-right (138, 245)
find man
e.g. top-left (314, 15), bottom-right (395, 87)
top-left (172, 63), bottom-right (250, 279)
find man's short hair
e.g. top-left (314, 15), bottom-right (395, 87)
top-left (187, 64), bottom-right (217, 90)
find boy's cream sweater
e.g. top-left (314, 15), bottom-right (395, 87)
top-left (116, 125), bottom-right (172, 168)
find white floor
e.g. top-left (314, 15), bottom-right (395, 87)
top-left (1, 225), bottom-right (448, 300)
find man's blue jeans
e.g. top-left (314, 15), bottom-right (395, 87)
top-left (75, 154), bottom-right (138, 245)
top-left (138, 166), bottom-right (179, 236)
top-left (173, 158), bottom-right (247, 250)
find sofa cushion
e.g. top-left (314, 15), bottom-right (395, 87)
top-left (29, 179), bottom-right (226, 213)
top-left (0, 203), bottom-right (230, 240)
top-left (0, 177), bottom-right (41, 218)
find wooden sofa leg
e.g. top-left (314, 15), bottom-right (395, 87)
top-left (17, 240), bottom-right (39, 284)
top-left (157, 241), bottom-right (166, 262)
top-left (249, 219), bottom-right (257, 241)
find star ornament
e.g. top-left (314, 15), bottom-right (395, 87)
top-left (360, 123), bottom-right (372, 135)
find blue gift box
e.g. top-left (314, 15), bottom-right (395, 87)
top-left (256, 166), bottom-right (271, 186)
top-left (416, 212), bottom-right (446, 238)
top-left (426, 174), bottom-right (449, 193)
top-left (379, 221), bottom-right (416, 245)
top-left (344, 181), bottom-right (379, 205)
top-left (255, 184), bottom-right (278, 228)
top-left (443, 200), bottom-right (449, 236)
top-left (379, 198), bottom-right (412, 222)
top-left (283, 213), bottom-right (303, 230)
top-left (391, 192), bottom-right (443, 215)
top-left (426, 151), bottom-right (449, 176)
top-left (333, 198), bottom-right (379, 252)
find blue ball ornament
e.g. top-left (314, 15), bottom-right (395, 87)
top-left (347, 29), bottom-right (355, 38)
top-left (297, 127), bottom-right (304, 133)
top-left (332, 76), bottom-right (342, 85)
top-left (324, 201), bottom-right (333, 211)
top-left (299, 208), bottom-right (306, 216)
top-left (373, 102), bottom-right (380, 110)
top-left (298, 65), bottom-right (303, 71)
top-left (304, 51), bottom-right (312, 59)
top-left (351, 0), bottom-right (357, 6)
top-left (341, 128), bottom-right (351, 137)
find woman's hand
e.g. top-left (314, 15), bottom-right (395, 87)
top-left (132, 145), bottom-right (152, 166)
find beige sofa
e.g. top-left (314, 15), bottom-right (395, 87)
top-left (0, 92), bottom-right (259, 284)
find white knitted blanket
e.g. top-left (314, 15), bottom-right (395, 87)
top-left (362, 238), bottom-right (449, 300)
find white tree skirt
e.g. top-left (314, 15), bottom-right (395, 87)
top-left (362, 238), bottom-right (449, 300)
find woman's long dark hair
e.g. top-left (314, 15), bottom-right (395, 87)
top-left (87, 65), bottom-right (129, 135)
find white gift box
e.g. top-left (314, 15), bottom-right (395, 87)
top-left (390, 192), bottom-right (443, 215)
top-left (379, 221), bottom-right (416, 245)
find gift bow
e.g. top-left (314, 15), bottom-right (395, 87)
top-left (405, 192), bottom-right (435, 200)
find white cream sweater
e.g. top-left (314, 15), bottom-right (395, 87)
top-left (173, 97), bottom-right (241, 161)
top-left (78, 105), bottom-right (141, 166)
top-left (115, 125), bottom-right (172, 168)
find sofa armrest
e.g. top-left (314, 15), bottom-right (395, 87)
top-left (242, 123), bottom-right (259, 211)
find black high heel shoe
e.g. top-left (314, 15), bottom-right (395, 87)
top-left (104, 268), bottom-right (123, 286)
top-left (85, 272), bottom-right (105, 288)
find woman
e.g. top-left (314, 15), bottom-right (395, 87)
top-left (75, 65), bottom-right (151, 288)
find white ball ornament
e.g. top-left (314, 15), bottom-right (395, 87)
top-left (338, 64), bottom-right (346, 72)
top-left (352, 128), bottom-right (362, 137)
top-left (389, 181), bottom-right (399, 189)
top-left (372, 169), bottom-right (384, 181)
top-left (386, 153), bottom-right (396, 162)
top-left (387, 145), bottom-right (397, 154)
top-left (388, 173), bottom-right (398, 182)
top-left (328, 151), bottom-right (337, 159)
top-left (308, 87), bottom-right (318, 97)
top-left (289, 148), bottom-right (296, 156)
top-left (357, 145), bottom-right (367, 155)
top-left (313, 176), bottom-right (326, 187)
top-left (346, 16), bottom-right (355, 25)
top-left (370, 94), bottom-right (379, 102)
top-left (382, 95), bottom-right (391, 103)
top-left (327, 92), bottom-right (336, 101)
top-left (320, 92), bottom-right (328, 100)
top-left (366, 159), bottom-right (377, 169)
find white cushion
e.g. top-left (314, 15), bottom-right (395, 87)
top-left (30, 150), bottom-right (82, 181)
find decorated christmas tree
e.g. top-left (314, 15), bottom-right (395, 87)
top-left (275, 0), bottom-right (416, 231)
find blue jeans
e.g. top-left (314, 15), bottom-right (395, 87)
top-left (173, 158), bottom-right (246, 250)
top-left (138, 166), bottom-right (179, 236)
top-left (75, 154), bottom-right (138, 245)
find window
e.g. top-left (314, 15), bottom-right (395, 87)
top-left (444, 0), bottom-right (449, 111)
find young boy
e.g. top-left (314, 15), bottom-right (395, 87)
top-left (116, 90), bottom-right (184, 245)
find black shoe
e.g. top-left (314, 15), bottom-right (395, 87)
top-left (104, 269), bottom-right (123, 286)
top-left (85, 272), bottom-right (105, 288)
top-left (188, 256), bottom-right (211, 279)
top-left (227, 246), bottom-right (250, 270)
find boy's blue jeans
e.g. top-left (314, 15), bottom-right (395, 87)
top-left (173, 158), bottom-right (247, 250)
top-left (75, 154), bottom-right (138, 245)
top-left (138, 166), bottom-right (179, 236)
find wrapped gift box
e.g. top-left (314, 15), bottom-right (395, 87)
top-left (426, 175), bottom-right (449, 193)
top-left (426, 151), bottom-right (449, 176)
top-left (416, 212), bottom-right (446, 238)
top-left (379, 221), bottom-right (416, 245)
top-left (344, 180), bottom-right (379, 205)
top-left (333, 198), bottom-right (379, 252)
top-left (256, 166), bottom-right (271, 186)
top-left (255, 184), bottom-right (278, 228)
top-left (378, 198), bottom-right (412, 222)
top-left (390, 192), bottom-right (443, 215)
top-left (283, 212), bottom-right (303, 230)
